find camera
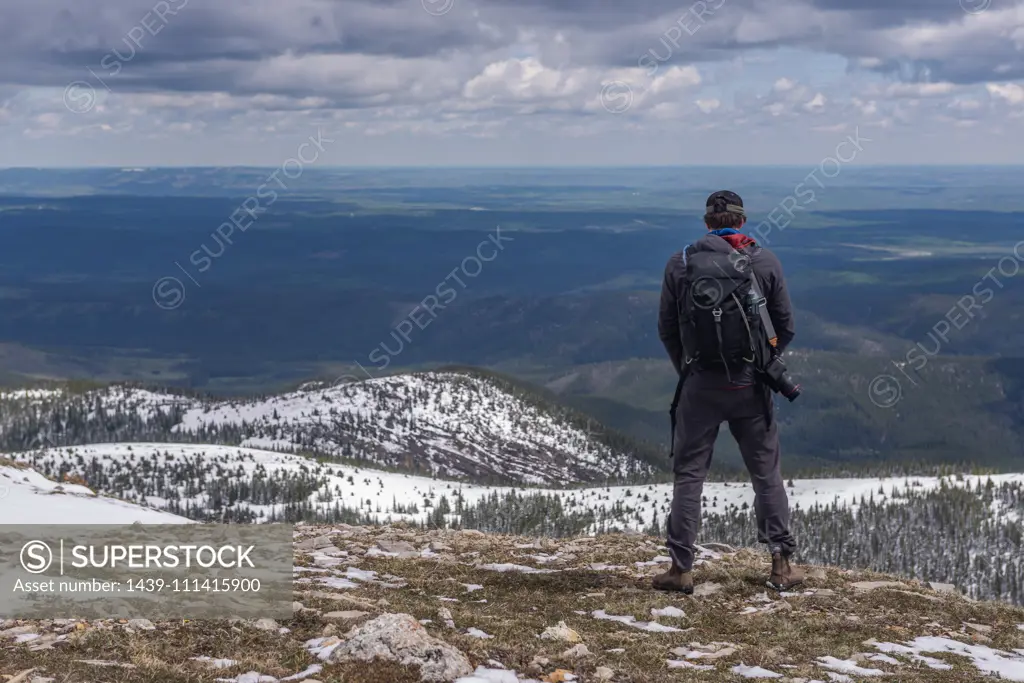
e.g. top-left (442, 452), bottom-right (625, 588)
top-left (761, 354), bottom-right (801, 402)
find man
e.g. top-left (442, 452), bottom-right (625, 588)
top-left (654, 190), bottom-right (803, 593)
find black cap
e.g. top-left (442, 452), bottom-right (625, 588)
top-left (705, 190), bottom-right (745, 217)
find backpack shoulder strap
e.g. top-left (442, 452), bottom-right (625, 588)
top-left (677, 243), bottom-right (697, 367)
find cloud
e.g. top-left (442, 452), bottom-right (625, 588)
top-left (987, 82), bottom-right (1024, 104)
top-left (1, 0), bottom-right (1023, 163)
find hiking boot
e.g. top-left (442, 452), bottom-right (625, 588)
top-left (766, 553), bottom-right (804, 592)
top-left (652, 565), bottom-right (694, 594)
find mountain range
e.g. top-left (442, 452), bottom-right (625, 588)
top-left (0, 370), bottom-right (662, 487)
top-left (2, 370), bottom-right (1022, 605)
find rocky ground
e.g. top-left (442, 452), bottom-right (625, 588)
top-left (3, 524), bottom-right (1024, 682)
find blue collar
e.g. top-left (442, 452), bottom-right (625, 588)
top-left (709, 228), bottom-right (741, 237)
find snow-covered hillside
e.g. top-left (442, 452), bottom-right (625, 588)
top-left (0, 459), bottom-right (191, 525)
top-left (8, 442), bottom-right (1022, 531)
top-left (0, 372), bottom-right (658, 486)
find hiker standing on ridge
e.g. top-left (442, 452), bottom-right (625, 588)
top-left (654, 190), bottom-right (804, 594)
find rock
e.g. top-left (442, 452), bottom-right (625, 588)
top-left (850, 581), bottom-right (905, 592)
top-left (929, 582), bottom-right (957, 594)
top-left (560, 644), bottom-right (591, 660)
top-left (126, 618), bottom-right (155, 631)
top-left (251, 618), bottom-right (279, 632)
top-left (374, 540), bottom-right (420, 559)
top-left (806, 567), bottom-right (828, 581)
top-left (539, 621), bottom-right (582, 643)
top-left (594, 666), bottom-right (615, 681)
top-left (296, 535), bottom-right (336, 551)
top-left (0, 625), bottom-right (37, 638)
top-left (322, 624), bottom-right (338, 636)
top-left (965, 623), bottom-right (993, 634)
top-left (693, 582), bottom-right (723, 597)
top-left (429, 541), bottom-right (452, 552)
top-left (527, 656), bottom-right (551, 674)
top-left (458, 529), bottom-right (486, 538)
top-left (329, 613), bottom-right (472, 682)
top-left (437, 607), bottom-right (455, 629)
top-left (763, 601), bottom-right (793, 613)
top-left (312, 553), bottom-right (347, 567)
top-left (323, 610), bottom-right (369, 622)
top-left (26, 633), bottom-right (58, 652)
top-left (808, 589), bottom-right (837, 598)
top-left (377, 540), bottom-right (417, 554)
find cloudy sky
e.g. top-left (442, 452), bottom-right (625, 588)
top-left (2, 0), bottom-right (1024, 166)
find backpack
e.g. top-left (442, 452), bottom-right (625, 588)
top-left (679, 245), bottom-right (761, 375)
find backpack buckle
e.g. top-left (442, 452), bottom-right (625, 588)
top-left (712, 308), bottom-right (723, 321)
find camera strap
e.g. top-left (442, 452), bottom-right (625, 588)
top-left (731, 246), bottom-right (778, 347)
top-left (748, 274), bottom-right (777, 347)
top-left (731, 248), bottom-right (779, 426)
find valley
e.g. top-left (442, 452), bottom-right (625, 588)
top-left (2, 167), bottom-right (1023, 474)
top-left (0, 166), bottom-right (1022, 612)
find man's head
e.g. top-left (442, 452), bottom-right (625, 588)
top-left (704, 190), bottom-right (746, 231)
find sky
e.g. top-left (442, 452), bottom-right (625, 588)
top-left (2, 0), bottom-right (1024, 166)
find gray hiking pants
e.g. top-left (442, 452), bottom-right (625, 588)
top-left (666, 381), bottom-right (796, 571)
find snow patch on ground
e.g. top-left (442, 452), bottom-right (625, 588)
top-left (872, 637), bottom-right (1024, 681)
top-left (193, 657), bottom-right (240, 669)
top-left (591, 610), bottom-right (684, 633)
top-left (455, 667), bottom-right (542, 683)
top-left (732, 663), bottom-right (782, 678)
top-left (816, 656), bottom-right (887, 676)
top-left (0, 462), bottom-right (191, 525)
top-left (667, 660), bottom-right (714, 670)
top-left (0, 387), bottom-right (65, 402)
top-left (10, 442), bottom-right (1024, 534)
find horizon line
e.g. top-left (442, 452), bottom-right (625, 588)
top-left (5, 163), bottom-right (1024, 170)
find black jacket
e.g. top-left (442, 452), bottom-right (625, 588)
top-left (658, 232), bottom-right (795, 386)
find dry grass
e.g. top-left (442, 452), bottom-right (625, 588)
top-left (3, 527), bottom-right (1024, 682)
top-left (0, 456), bottom-right (28, 470)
